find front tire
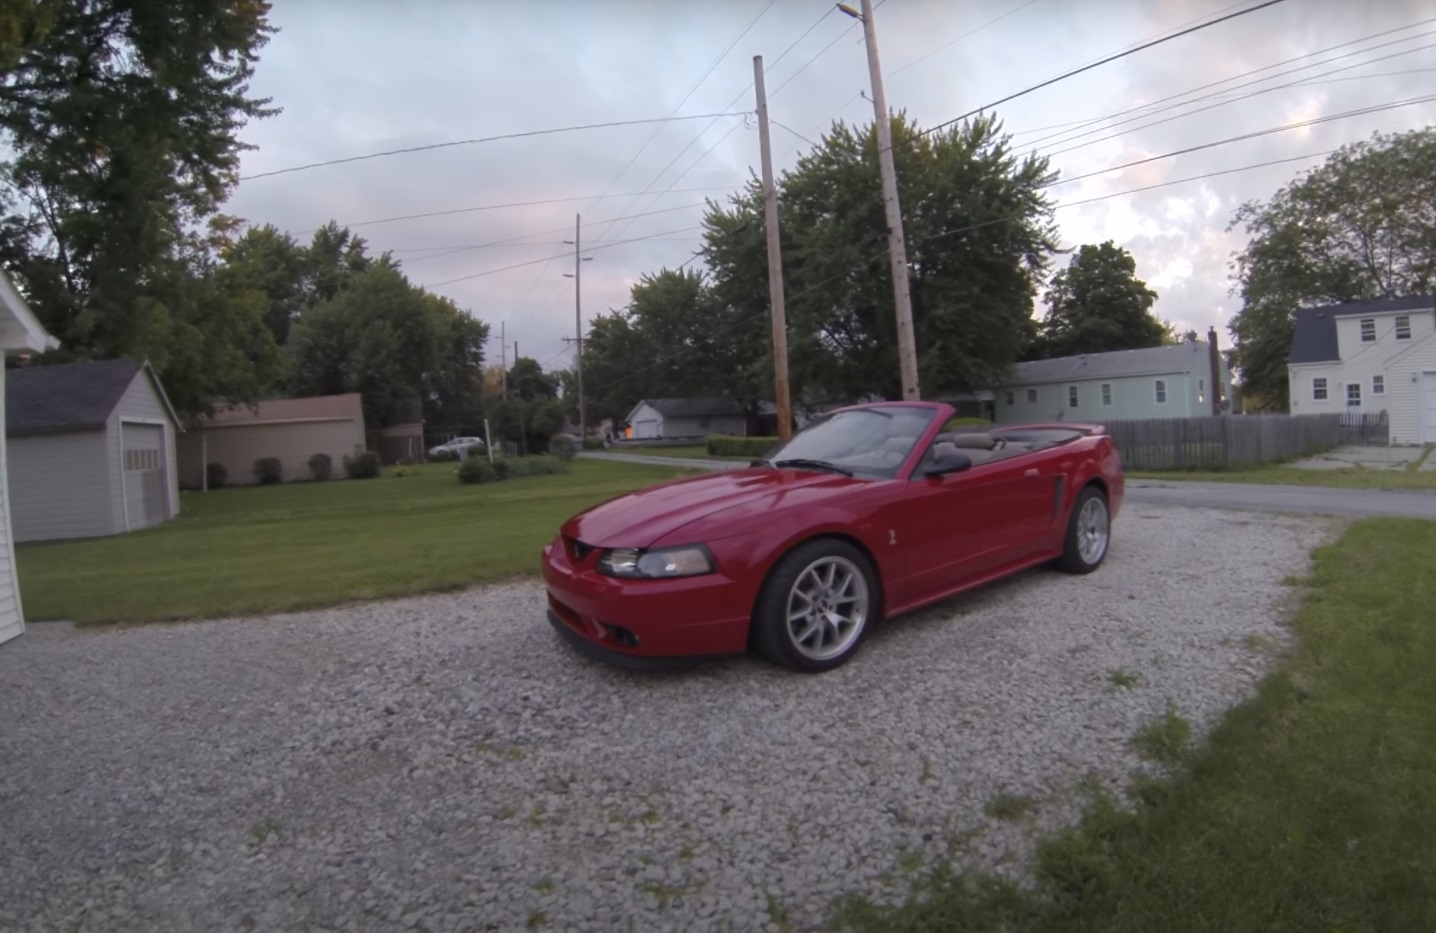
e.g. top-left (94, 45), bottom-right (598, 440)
top-left (1055, 485), bottom-right (1110, 574)
top-left (752, 539), bottom-right (877, 673)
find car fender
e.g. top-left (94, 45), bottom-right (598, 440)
top-left (719, 509), bottom-right (896, 598)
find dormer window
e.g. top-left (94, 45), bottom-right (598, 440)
top-left (1360, 318), bottom-right (1376, 342)
top-left (1395, 315), bottom-right (1411, 340)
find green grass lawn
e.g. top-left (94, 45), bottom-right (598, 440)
top-left (16, 459), bottom-right (696, 625)
top-left (834, 516), bottom-right (1436, 932)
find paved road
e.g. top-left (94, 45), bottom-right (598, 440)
top-left (582, 452), bottom-right (1436, 520)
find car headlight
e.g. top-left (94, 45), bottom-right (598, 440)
top-left (597, 544), bottom-right (715, 579)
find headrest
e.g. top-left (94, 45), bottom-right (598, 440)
top-left (948, 433), bottom-right (997, 450)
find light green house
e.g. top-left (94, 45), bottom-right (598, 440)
top-left (993, 332), bottom-right (1231, 425)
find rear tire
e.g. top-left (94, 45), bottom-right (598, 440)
top-left (752, 539), bottom-right (877, 673)
top-left (1055, 485), bottom-right (1110, 574)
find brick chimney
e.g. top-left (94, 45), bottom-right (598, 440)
top-left (1207, 326), bottom-right (1222, 414)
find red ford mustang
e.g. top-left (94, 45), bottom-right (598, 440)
top-left (542, 400), bottom-right (1124, 673)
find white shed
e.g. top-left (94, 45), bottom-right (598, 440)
top-left (5, 358), bottom-right (182, 544)
top-left (0, 271), bottom-right (60, 646)
top-left (624, 398), bottom-right (749, 439)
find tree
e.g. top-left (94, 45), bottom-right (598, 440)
top-left (287, 266), bottom-right (449, 428)
top-left (579, 310), bottom-right (652, 427)
top-left (700, 112), bottom-right (1058, 402)
top-left (1227, 128), bottom-right (1436, 409)
top-left (421, 300), bottom-right (489, 429)
top-left (507, 356), bottom-right (558, 400)
top-left (1033, 241), bottom-right (1166, 359)
top-left (0, 0), bottom-right (280, 415)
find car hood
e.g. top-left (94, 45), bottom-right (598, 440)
top-left (562, 467), bottom-right (869, 549)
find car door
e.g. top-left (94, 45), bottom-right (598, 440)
top-left (891, 453), bottom-right (1056, 601)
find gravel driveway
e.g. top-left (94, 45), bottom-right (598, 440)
top-left (0, 504), bottom-right (1335, 933)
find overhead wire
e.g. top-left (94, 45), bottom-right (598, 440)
top-left (238, 112), bottom-right (751, 181)
top-left (419, 224), bottom-right (704, 288)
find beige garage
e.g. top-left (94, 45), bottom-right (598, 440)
top-left (178, 393), bottom-right (367, 487)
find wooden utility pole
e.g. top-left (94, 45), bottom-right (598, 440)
top-left (852, 0), bottom-right (920, 399)
top-left (564, 215), bottom-right (591, 441)
top-left (752, 54), bottom-right (793, 440)
top-left (500, 320), bottom-right (507, 398)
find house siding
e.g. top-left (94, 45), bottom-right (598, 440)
top-left (0, 371), bottom-right (22, 644)
top-left (178, 418), bottom-right (365, 486)
top-left (1289, 306), bottom-right (1436, 444)
top-left (626, 403), bottom-right (746, 439)
top-left (106, 369), bottom-right (180, 527)
top-left (995, 373), bottom-right (1197, 424)
top-left (7, 430), bottom-right (115, 542)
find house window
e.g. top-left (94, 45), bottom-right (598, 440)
top-left (1101, 383), bottom-right (1112, 406)
top-left (1312, 377), bottom-right (1327, 400)
top-left (1395, 315), bottom-right (1411, 340)
top-left (1026, 388), bottom-right (1037, 404)
top-left (1372, 374), bottom-right (1385, 396)
top-left (1154, 380), bottom-right (1167, 404)
top-left (1360, 318), bottom-right (1376, 342)
top-left (1346, 383), bottom-right (1361, 407)
top-left (1198, 378), bottom-right (1205, 404)
top-left (1005, 390), bottom-right (1015, 405)
top-left (1067, 385), bottom-right (1079, 407)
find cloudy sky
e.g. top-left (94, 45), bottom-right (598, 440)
top-left (226, 0), bottom-right (1436, 376)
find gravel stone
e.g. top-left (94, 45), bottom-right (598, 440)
top-left (0, 504), bottom-right (1335, 932)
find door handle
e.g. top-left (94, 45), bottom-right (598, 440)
top-left (1024, 468), bottom-right (1040, 478)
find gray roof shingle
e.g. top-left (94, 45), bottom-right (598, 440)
top-left (1009, 342), bottom-right (1214, 386)
top-left (5, 358), bottom-right (142, 436)
top-left (643, 397), bottom-right (746, 417)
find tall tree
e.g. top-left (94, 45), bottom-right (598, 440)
top-left (700, 112), bottom-right (1058, 402)
top-left (421, 299), bottom-right (489, 429)
top-left (1227, 127), bottom-right (1436, 409)
top-left (1033, 241), bottom-right (1166, 359)
top-left (287, 266), bottom-right (449, 428)
top-left (506, 356), bottom-right (558, 401)
top-left (0, 0), bottom-right (280, 415)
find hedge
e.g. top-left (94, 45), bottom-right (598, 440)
top-left (706, 435), bottom-right (779, 458)
top-left (457, 455), bottom-right (570, 485)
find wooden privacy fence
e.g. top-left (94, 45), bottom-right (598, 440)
top-left (1100, 412), bottom-right (1388, 470)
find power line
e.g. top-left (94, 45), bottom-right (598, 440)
top-left (921, 0), bottom-right (1292, 138)
top-left (1025, 28), bottom-right (1436, 155)
top-left (1009, 15), bottom-right (1436, 143)
top-left (239, 112), bottom-right (752, 181)
top-left (420, 224), bottom-right (702, 288)
top-left (322, 186), bottom-right (736, 233)
top-left (392, 237), bottom-right (702, 254)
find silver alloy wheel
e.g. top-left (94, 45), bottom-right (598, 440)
top-left (785, 555), bottom-right (870, 661)
top-left (1077, 495), bottom-right (1110, 564)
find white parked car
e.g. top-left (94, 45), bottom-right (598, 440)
top-left (428, 436), bottom-right (485, 458)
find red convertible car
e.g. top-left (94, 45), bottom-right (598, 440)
top-left (542, 401), bottom-right (1124, 673)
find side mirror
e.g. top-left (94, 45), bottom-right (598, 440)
top-left (921, 445), bottom-right (971, 477)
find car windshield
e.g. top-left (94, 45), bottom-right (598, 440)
top-left (761, 406), bottom-right (938, 478)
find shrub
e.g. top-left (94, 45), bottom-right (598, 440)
top-left (457, 455), bottom-right (569, 485)
top-left (253, 457), bottom-right (283, 485)
top-left (343, 449), bottom-right (382, 479)
top-left (206, 462), bottom-right (228, 489)
top-left (582, 438), bottom-right (605, 450)
top-left (548, 435), bottom-right (577, 461)
top-left (428, 448), bottom-right (459, 463)
top-left (308, 453), bottom-right (333, 481)
top-left (465, 443), bottom-right (486, 459)
top-left (706, 434), bottom-right (779, 458)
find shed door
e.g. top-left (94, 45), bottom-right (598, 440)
top-left (122, 423), bottom-right (168, 530)
top-left (1424, 373), bottom-right (1436, 444)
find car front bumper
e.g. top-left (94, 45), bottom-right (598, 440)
top-left (540, 537), bottom-right (755, 667)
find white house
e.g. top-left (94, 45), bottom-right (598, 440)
top-left (0, 270), bottom-right (60, 647)
top-left (6, 358), bottom-right (182, 542)
top-left (993, 330), bottom-right (1231, 425)
top-left (624, 398), bottom-right (749, 439)
top-left (1287, 295), bottom-right (1436, 445)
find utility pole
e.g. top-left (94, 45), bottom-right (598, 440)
top-left (500, 321), bottom-right (507, 398)
top-left (753, 54), bottom-right (793, 440)
top-left (841, 0), bottom-right (920, 399)
top-left (563, 215), bottom-right (592, 440)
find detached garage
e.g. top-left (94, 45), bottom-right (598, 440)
top-left (1, 270), bottom-right (60, 646)
top-left (5, 358), bottom-right (182, 544)
top-left (176, 393), bottom-right (366, 487)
